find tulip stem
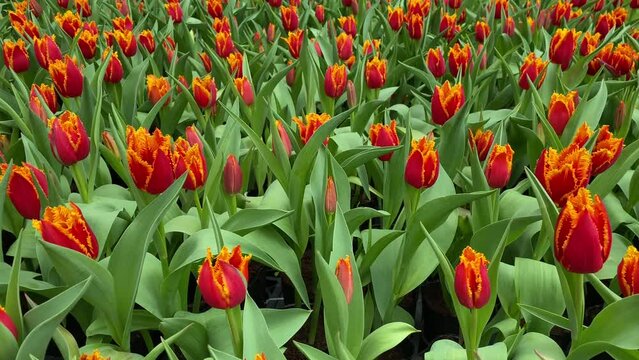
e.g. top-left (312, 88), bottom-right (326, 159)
top-left (193, 190), bottom-right (208, 229)
top-left (308, 284), bottom-right (322, 345)
top-left (570, 273), bottom-right (585, 348)
top-left (155, 222), bottom-right (169, 276)
top-left (466, 309), bottom-right (478, 360)
top-left (70, 163), bottom-right (90, 203)
top-left (226, 306), bottom-right (243, 358)
top-left (228, 195), bottom-right (237, 216)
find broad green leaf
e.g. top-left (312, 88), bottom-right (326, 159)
top-left (424, 340), bottom-right (507, 360)
top-left (293, 341), bottom-right (338, 360)
top-left (357, 322), bottom-right (418, 360)
top-left (510, 332), bottom-right (566, 360)
top-left (222, 209), bottom-right (292, 235)
top-left (243, 296), bottom-right (286, 360)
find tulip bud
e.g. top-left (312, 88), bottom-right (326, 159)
top-left (336, 256), bottom-right (353, 304)
top-left (469, 128), bottom-right (494, 161)
top-left (165, 2), bottom-right (183, 23)
top-left (614, 100), bottom-right (626, 130)
top-left (315, 4), bottom-right (325, 23)
top-left (549, 28), bottom-right (581, 70)
top-left (369, 120), bottom-right (400, 161)
top-left (618, 246), bottom-right (639, 297)
top-left (365, 56), bottom-right (387, 89)
top-left (405, 137), bottom-right (439, 189)
top-left (185, 125), bottom-right (204, 152)
top-left (503, 16), bottom-right (515, 36)
top-left (406, 13), bottom-right (424, 40)
top-left (591, 125), bottom-right (624, 176)
top-left (101, 131), bottom-right (120, 159)
top-left (126, 126), bottom-right (175, 194)
top-left (146, 75), bottom-right (170, 106)
top-left (493, 0), bottom-right (509, 18)
top-left (49, 56), bottom-right (83, 98)
top-left (589, 45), bottom-right (611, 77)
top-left (0, 306), bottom-right (18, 340)
top-left (176, 75), bottom-right (188, 94)
top-left (2, 39), bottom-right (30, 73)
top-left (33, 35), bottom-right (62, 69)
top-left (555, 188), bottom-right (611, 273)
top-left (55, 11), bottom-right (82, 37)
top-left (273, 120), bottom-right (293, 157)
top-left (518, 53), bottom-right (548, 90)
top-left (77, 30), bottom-right (97, 59)
top-left (387, 6), bottom-right (404, 31)
top-left (325, 176), bottom-right (337, 215)
top-left (286, 63), bottom-right (296, 86)
top-left (199, 52), bottom-right (212, 73)
top-left (535, 144), bottom-right (591, 206)
top-left (227, 52), bottom-right (243, 78)
top-left (427, 48), bottom-right (446, 77)
top-left (267, 23), bottom-right (276, 42)
top-left (484, 144), bottom-right (514, 188)
top-left (116, 0), bottom-right (129, 15)
top-left (475, 21), bottom-right (490, 43)
top-left (548, 91), bottom-right (579, 135)
top-left (103, 49), bottom-right (124, 84)
top-left (338, 15), bottom-right (357, 37)
top-left (2, 163), bottom-right (48, 219)
top-left (448, 43), bottom-right (472, 76)
top-left (223, 154), bottom-right (243, 195)
top-left (281, 5), bottom-right (299, 31)
top-left (138, 30), bottom-right (155, 53)
top-left (454, 247), bottom-right (490, 309)
top-left (33, 202), bottom-right (99, 258)
top-left (198, 248), bottom-right (248, 309)
top-left (431, 81), bottom-right (465, 125)
top-left (336, 33), bottom-right (354, 62)
top-left (48, 111), bottom-right (90, 166)
top-left (294, 113), bottom-right (331, 145)
top-left (57, 0), bottom-right (69, 8)
top-left (324, 64), bottom-right (348, 98)
top-left (234, 77), bottom-right (254, 106)
top-left (192, 76), bottom-right (217, 109)
top-left (254, 353), bottom-right (267, 360)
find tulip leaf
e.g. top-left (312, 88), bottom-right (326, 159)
top-left (108, 174), bottom-right (186, 350)
top-left (424, 339), bottom-right (507, 360)
top-left (337, 145), bottom-right (403, 173)
top-left (145, 323), bottom-right (193, 360)
top-left (5, 219), bottom-right (24, 342)
top-left (589, 139), bottom-right (639, 198)
top-left (17, 278), bottom-right (91, 360)
top-left (243, 295), bottom-right (286, 360)
top-left (0, 325), bottom-right (18, 360)
top-left (293, 341), bottom-right (338, 360)
top-left (439, 95), bottom-right (472, 178)
top-left (470, 216), bottom-right (541, 259)
top-left (221, 208), bottom-right (292, 235)
top-left (352, 87), bottom-right (399, 133)
top-left (508, 332), bottom-right (566, 360)
top-left (121, 58), bottom-right (150, 122)
top-left (261, 308), bottom-right (311, 348)
top-left (356, 322), bottom-right (418, 360)
top-left (316, 252), bottom-right (349, 356)
top-left (52, 324), bottom-right (80, 360)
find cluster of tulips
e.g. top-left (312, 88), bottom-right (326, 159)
top-left (0, 0), bottom-right (638, 358)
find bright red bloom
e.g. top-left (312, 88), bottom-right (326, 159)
top-left (548, 91), bottom-right (579, 135)
top-left (55, 11), bottom-right (83, 37)
top-left (588, 43), bottom-right (613, 76)
top-left (2, 163), bottom-right (48, 219)
top-left (363, 39), bottom-right (381, 56)
top-left (407, 0), bottom-right (430, 16)
top-left (30, 83), bottom-right (58, 122)
top-left (0, 306), bottom-right (18, 340)
top-left (165, 2), bottom-right (183, 23)
top-left (613, 7), bottom-right (627, 26)
top-left (388, 6), bottom-right (404, 31)
top-left (77, 30), bottom-right (98, 59)
top-left (618, 246), bottom-right (639, 297)
top-left (595, 12), bottom-right (615, 36)
top-left (448, 43), bottom-right (472, 76)
top-left (315, 4), bottom-right (325, 23)
top-left (406, 13), bottom-right (424, 40)
top-left (33, 35), bottom-right (62, 69)
top-left (550, 0), bottom-right (571, 25)
top-left (405, 137), bottom-right (439, 189)
top-left (111, 30), bottom-right (137, 57)
top-left (475, 21), bottom-right (490, 43)
top-left (33, 203), bottom-right (98, 259)
top-left (339, 16), bottom-right (357, 37)
top-left (469, 128), bottom-right (494, 161)
top-left (571, 123), bottom-right (593, 148)
top-left (555, 188), bottom-right (611, 273)
top-left (454, 247), bottom-right (490, 309)
top-left (519, 53), bottom-right (548, 90)
top-left (324, 64), bottom-right (348, 98)
top-left (439, 13), bottom-right (460, 41)
top-left (48, 56), bottom-right (83, 98)
top-left (369, 120), bottom-right (399, 161)
top-left (48, 111), bottom-right (89, 166)
top-left (223, 154), bottom-right (243, 195)
top-left (273, 120), bottom-right (293, 157)
top-left (606, 43), bottom-right (638, 78)
top-left (432, 81), bottom-right (465, 125)
top-left (503, 16), bottom-right (515, 36)
top-left (427, 48), bottom-right (446, 77)
top-left (207, 0), bottom-right (224, 18)
top-left (365, 56), bottom-right (387, 89)
top-left (336, 256), bottom-right (353, 304)
top-left (126, 126), bottom-right (175, 194)
top-left (174, 137), bottom-right (207, 190)
top-left (139, 30), bottom-right (156, 53)
top-left (192, 76), bottom-right (217, 109)
top-left (199, 52), bottom-right (212, 73)
top-left (284, 29), bottom-right (304, 59)
top-left (336, 33), bottom-right (354, 62)
top-left (484, 144), bottom-right (514, 188)
top-left (227, 52), bottom-right (243, 78)
top-left (591, 125), bottom-right (623, 176)
top-left (234, 77), bottom-right (254, 106)
top-left (213, 17), bottom-right (231, 33)
top-left (146, 75), bottom-right (170, 105)
top-left (3, 39), bottom-right (30, 73)
top-left (198, 248), bottom-right (248, 309)
top-left (493, 0), bottom-right (509, 18)
top-left (535, 144), bottom-right (591, 206)
top-left (216, 31), bottom-right (235, 58)
top-left (217, 245), bottom-right (252, 280)
top-left (550, 28), bottom-right (581, 70)
top-left (580, 32), bottom-right (600, 56)
top-left (294, 113), bottom-right (331, 145)
top-left (75, 0), bottom-right (91, 17)
top-left (280, 6), bottom-right (299, 31)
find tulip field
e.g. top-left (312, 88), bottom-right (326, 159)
top-left (1, 0), bottom-right (639, 359)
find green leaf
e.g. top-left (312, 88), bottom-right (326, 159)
top-left (424, 340), bottom-right (507, 360)
top-left (121, 58), bottom-right (150, 122)
top-left (293, 341), bottom-right (338, 360)
top-left (518, 304), bottom-right (571, 331)
top-left (144, 324), bottom-right (193, 360)
top-left (357, 322), bottom-right (418, 360)
top-left (0, 325), bottom-right (18, 360)
top-left (510, 332), bottom-right (566, 360)
top-left (222, 209), bottom-right (292, 235)
top-left (243, 296), bottom-right (286, 360)
top-left (261, 308), bottom-right (311, 348)
top-left (352, 87), bottom-right (399, 133)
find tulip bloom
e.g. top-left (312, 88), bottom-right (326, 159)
top-left (518, 53), bottom-right (548, 90)
top-left (607, 43), bottom-right (638, 78)
top-left (30, 83), bottom-right (58, 122)
top-left (215, 32), bottom-right (235, 58)
top-left (548, 91), bottom-right (579, 135)
top-left (48, 111), bottom-right (90, 166)
top-left (198, 248), bottom-right (248, 309)
top-left (294, 113), bottom-right (331, 145)
top-left (3, 39), bottom-right (30, 73)
top-left (174, 138), bottom-right (207, 190)
top-left (535, 144), bottom-right (591, 206)
top-left (549, 28), bottom-right (581, 70)
top-left (618, 246), bottom-right (639, 297)
top-left (362, 39), bottom-right (381, 56)
top-left (33, 203), bottom-right (98, 259)
top-left (580, 32), bottom-right (600, 56)
top-left (234, 77), bottom-right (254, 106)
top-left (325, 176), bottom-right (337, 215)
top-left (469, 128), bottom-right (494, 161)
top-left (336, 256), bottom-right (353, 304)
top-left (193, 76), bottom-right (217, 109)
top-left (591, 125), bottom-right (623, 176)
top-left (207, 0), bottom-right (224, 18)
top-left (324, 64), bottom-right (348, 98)
top-left (454, 247), bottom-right (490, 309)
top-left (34, 35), bottom-right (62, 69)
top-left (595, 13), bottom-right (615, 36)
top-left (284, 30), bottom-right (304, 59)
top-left (387, 6), bottom-right (404, 31)
top-left (550, 0), bottom-right (571, 25)
top-left (146, 75), bottom-right (170, 105)
top-left (223, 154), bottom-right (243, 195)
top-left (112, 16), bottom-right (133, 31)
top-left (165, 2), bottom-right (183, 23)
top-left (315, 4), bottom-right (325, 23)
top-left (338, 15), bottom-right (357, 37)
top-left (80, 351), bottom-right (109, 360)
top-left (440, 13), bottom-right (460, 41)
top-left (75, 0), bottom-right (91, 16)
top-left (555, 188), bottom-right (611, 273)
top-left (336, 33), bottom-right (354, 62)
top-left (126, 126), bottom-right (175, 194)
top-left (408, 0), bottom-right (430, 16)
top-left (365, 56), bottom-right (387, 89)
top-left (484, 144), bottom-right (514, 188)
top-left (406, 13), bottom-right (424, 40)
top-left (2, 163), bottom-right (48, 219)
top-left (432, 81), bottom-right (465, 125)
top-left (0, 306), bottom-right (18, 340)
top-left (493, 0), bottom-right (508, 18)
top-left (405, 137), bottom-right (439, 189)
top-left (77, 30), bottom-right (97, 59)
top-left (48, 56), bottom-right (83, 98)
top-left (475, 21), bottom-right (490, 43)
top-left (213, 17), bottom-right (231, 33)
top-left (196, 52), bottom-right (212, 73)
top-left (139, 30), bottom-right (155, 53)
top-left (55, 11), bottom-right (83, 37)
top-left (273, 120), bottom-right (293, 157)
top-left (427, 48), bottom-right (446, 77)
top-left (369, 120), bottom-right (400, 161)
top-left (112, 30), bottom-right (137, 57)
top-left (103, 49), bottom-right (124, 84)
top-left (280, 6), bottom-right (299, 31)
top-left (448, 43), bottom-right (472, 76)
top-left (226, 52), bottom-right (243, 78)
top-left (503, 16), bottom-right (515, 36)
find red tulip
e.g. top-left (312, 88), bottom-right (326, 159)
top-left (427, 48), bottom-right (446, 77)
top-left (591, 125), bottom-right (623, 176)
top-left (284, 29), bottom-right (304, 59)
top-left (234, 77), bottom-right (254, 106)
top-left (315, 4), bottom-right (325, 23)
top-left (618, 246), bottom-right (639, 297)
top-left (365, 56), bottom-right (387, 89)
top-left (325, 176), bottom-right (337, 215)
top-left (454, 247), bottom-right (490, 309)
top-left (78, 30), bottom-right (98, 59)
top-left (2, 39), bottom-right (30, 73)
top-left (33, 35), bottom-right (62, 69)
top-left (387, 6), bottom-right (404, 31)
top-left (475, 21), bottom-right (490, 43)
top-left (49, 56), bottom-right (83, 98)
top-left (548, 91), bottom-right (579, 135)
top-left (0, 306), bottom-right (18, 340)
top-left (198, 248), bottom-right (247, 309)
top-left (336, 33), bottom-right (354, 62)
top-left (29, 83), bottom-right (58, 122)
top-left (2, 163), bottom-right (48, 219)
top-left (216, 31), bottom-right (235, 58)
top-left (75, 0), bottom-right (91, 16)
top-left (55, 11), bottom-right (83, 37)
top-left (146, 75), bottom-right (170, 105)
top-left (406, 13), bottom-right (424, 40)
top-left (549, 28), bottom-right (581, 70)
top-left (33, 203), bottom-right (98, 258)
top-left (518, 53), bottom-right (548, 90)
top-left (431, 81), bottom-right (465, 125)
top-left (174, 137), bottom-right (207, 190)
top-left (484, 144), bottom-right (514, 188)
top-left (280, 6), bottom-right (299, 31)
top-left (165, 2), bottom-right (183, 23)
top-left (293, 113), bottom-right (331, 145)
top-left (103, 49), bottom-right (124, 84)
top-left (324, 64), bottom-right (348, 98)
top-left (535, 144), bottom-right (591, 206)
top-left (336, 256), bottom-right (353, 304)
top-left (48, 111), bottom-right (90, 166)
top-left (126, 126), bottom-right (175, 194)
top-left (338, 15), bottom-right (357, 37)
top-left (223, 154), bottom-right (243, 195)
top-left (273, 120), bottom-right (293, 157)
top-left (139, 30), bottom-right (156, 53)
top-left (469, 128), bottom-right (494, 161)
top-left (405, 137), bottom-right (439, 189)
top-left (192, 76), bottom-right (217, 109)
top-left (448, 43), bottom-right (472, 76)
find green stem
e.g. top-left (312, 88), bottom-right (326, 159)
top-left (70, 163), bottom-right (90, 203)
top-left (570, 273), bottom-right (585, 349)
top-left (228, 195), bottom-right (237, 216)
top-left (466, 309), bottom-right (479, 360)
top-left (226, 306), bottom-right (243, 358)
top-left (192, 286), bottom-right (202, 313)
top-left (307, 285), bottom-right (322, 345)
top-left (194, 189), bottom-right (208, 229)
top-left (155, 222), bottom-right (169, 276)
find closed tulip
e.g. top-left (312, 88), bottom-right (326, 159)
top-left (3, 39), bottom-right (30, 73)
top-left (338, 15), bottom-right (357, 37)
top-left (365, 56), bottom-right (387, 89)
top-left (406, 13), bottom-right (424, 40)
top-left (369, 120), bottom-right (399, 161)
top-left (215, 31), bottom-right (235, 58)
top-left (33, 203), bottom-right (98, 258)
top-left (139, 30), bottom-right (155, 53)
top-left (405, 137), bottom-right (439, 189)
top-left (49, 56), bottom-right (83, 98)
top-left (324, 64), bottom-right (348, 98)
top-left (475, 21), bottom-right (490, 43)
top-left (293, 113), bottom-right (331, 145)
top-left (440, 13), bottom-right (460, 41)
top-left (192, 76), bottom-right (217, 109)
top-left (503, 16), bottom-right (515, 36)
top-left (285, 30), bottom-right (304, 59)
top-left (234, 77), bottom-right (254, 106)
top-left (549, 28), bottom-right (581, 70)
top-left (165, 2), bottom-right (183, 23)
top-left (112, 30), bottom-right (137, 57)
top-left (126, 126), bottom-right (175, 194)
top-left (48, 111), bottom-right (90, 166)
top-left (618, 246), bottom-right (639, 297)
top-left (55, 11), bottom-right (83, 37)
top-left (273, 120), bottom-right (293, 157)
top-left (535, 144), bottom-right (591, 206)
top-left (448, 43), bottom-right (472, 76)
top-left (325, 176), bottom-right (337, 215)
top-left (555, 188), bottom-right (611, 273)
top-left (280, 6), bottom-right (299, 31)
top-left (3, 163), bottom-right (48, 219)
top-left (548, 91), bottom-right (579, 135)
top-left (518, 53), bottom-right (548, 90)
top-left (315, 4), bottom-right (325, 23)
top-left (431, 81), bottom-right (465, 125)
top-left (454, 247), bottom-right (490, 309)
top-left (207, 0), bottom-right (224, 18)
top-left (223, 154), bottom-right (243, 195)
top-left (550, 0), bottom-right (571, 25)
top-left (103, 49), bottom-right (124, 84)
top-left (198, 248), bottom-right (248, 309)
top-left (387, 6), bottom-right (404, 31)
top-left (33, 35), bottom-right (62, 69)
top-left (336, 256), bottom-right (353, 304)
top-left (591, 125), bottom-right (623, 176)
top-left (0, 306), bottom-right (17, 340)
top-left (336, 33), bottom-right (354, 61)
top-left (408, 0), bottom-right (430, 16)
top-left (78, 30), bottom-right (98, 59)
top-left (214, 17), bottom-right (231, 33)
top-left (174, 138), bottom-right (207, 190)
top-left (146, 75), bottom-right (170, 105)
top-left (469, 128), bottom-right (494, 161)
top-left (427, 48), bottom-right (446, 77)
top-left (227, 52), bottom-right (243, 78)
top-left (493, 0), bottom-right (509, 18)
top-left (484, 144), bottom-right (514, 188)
